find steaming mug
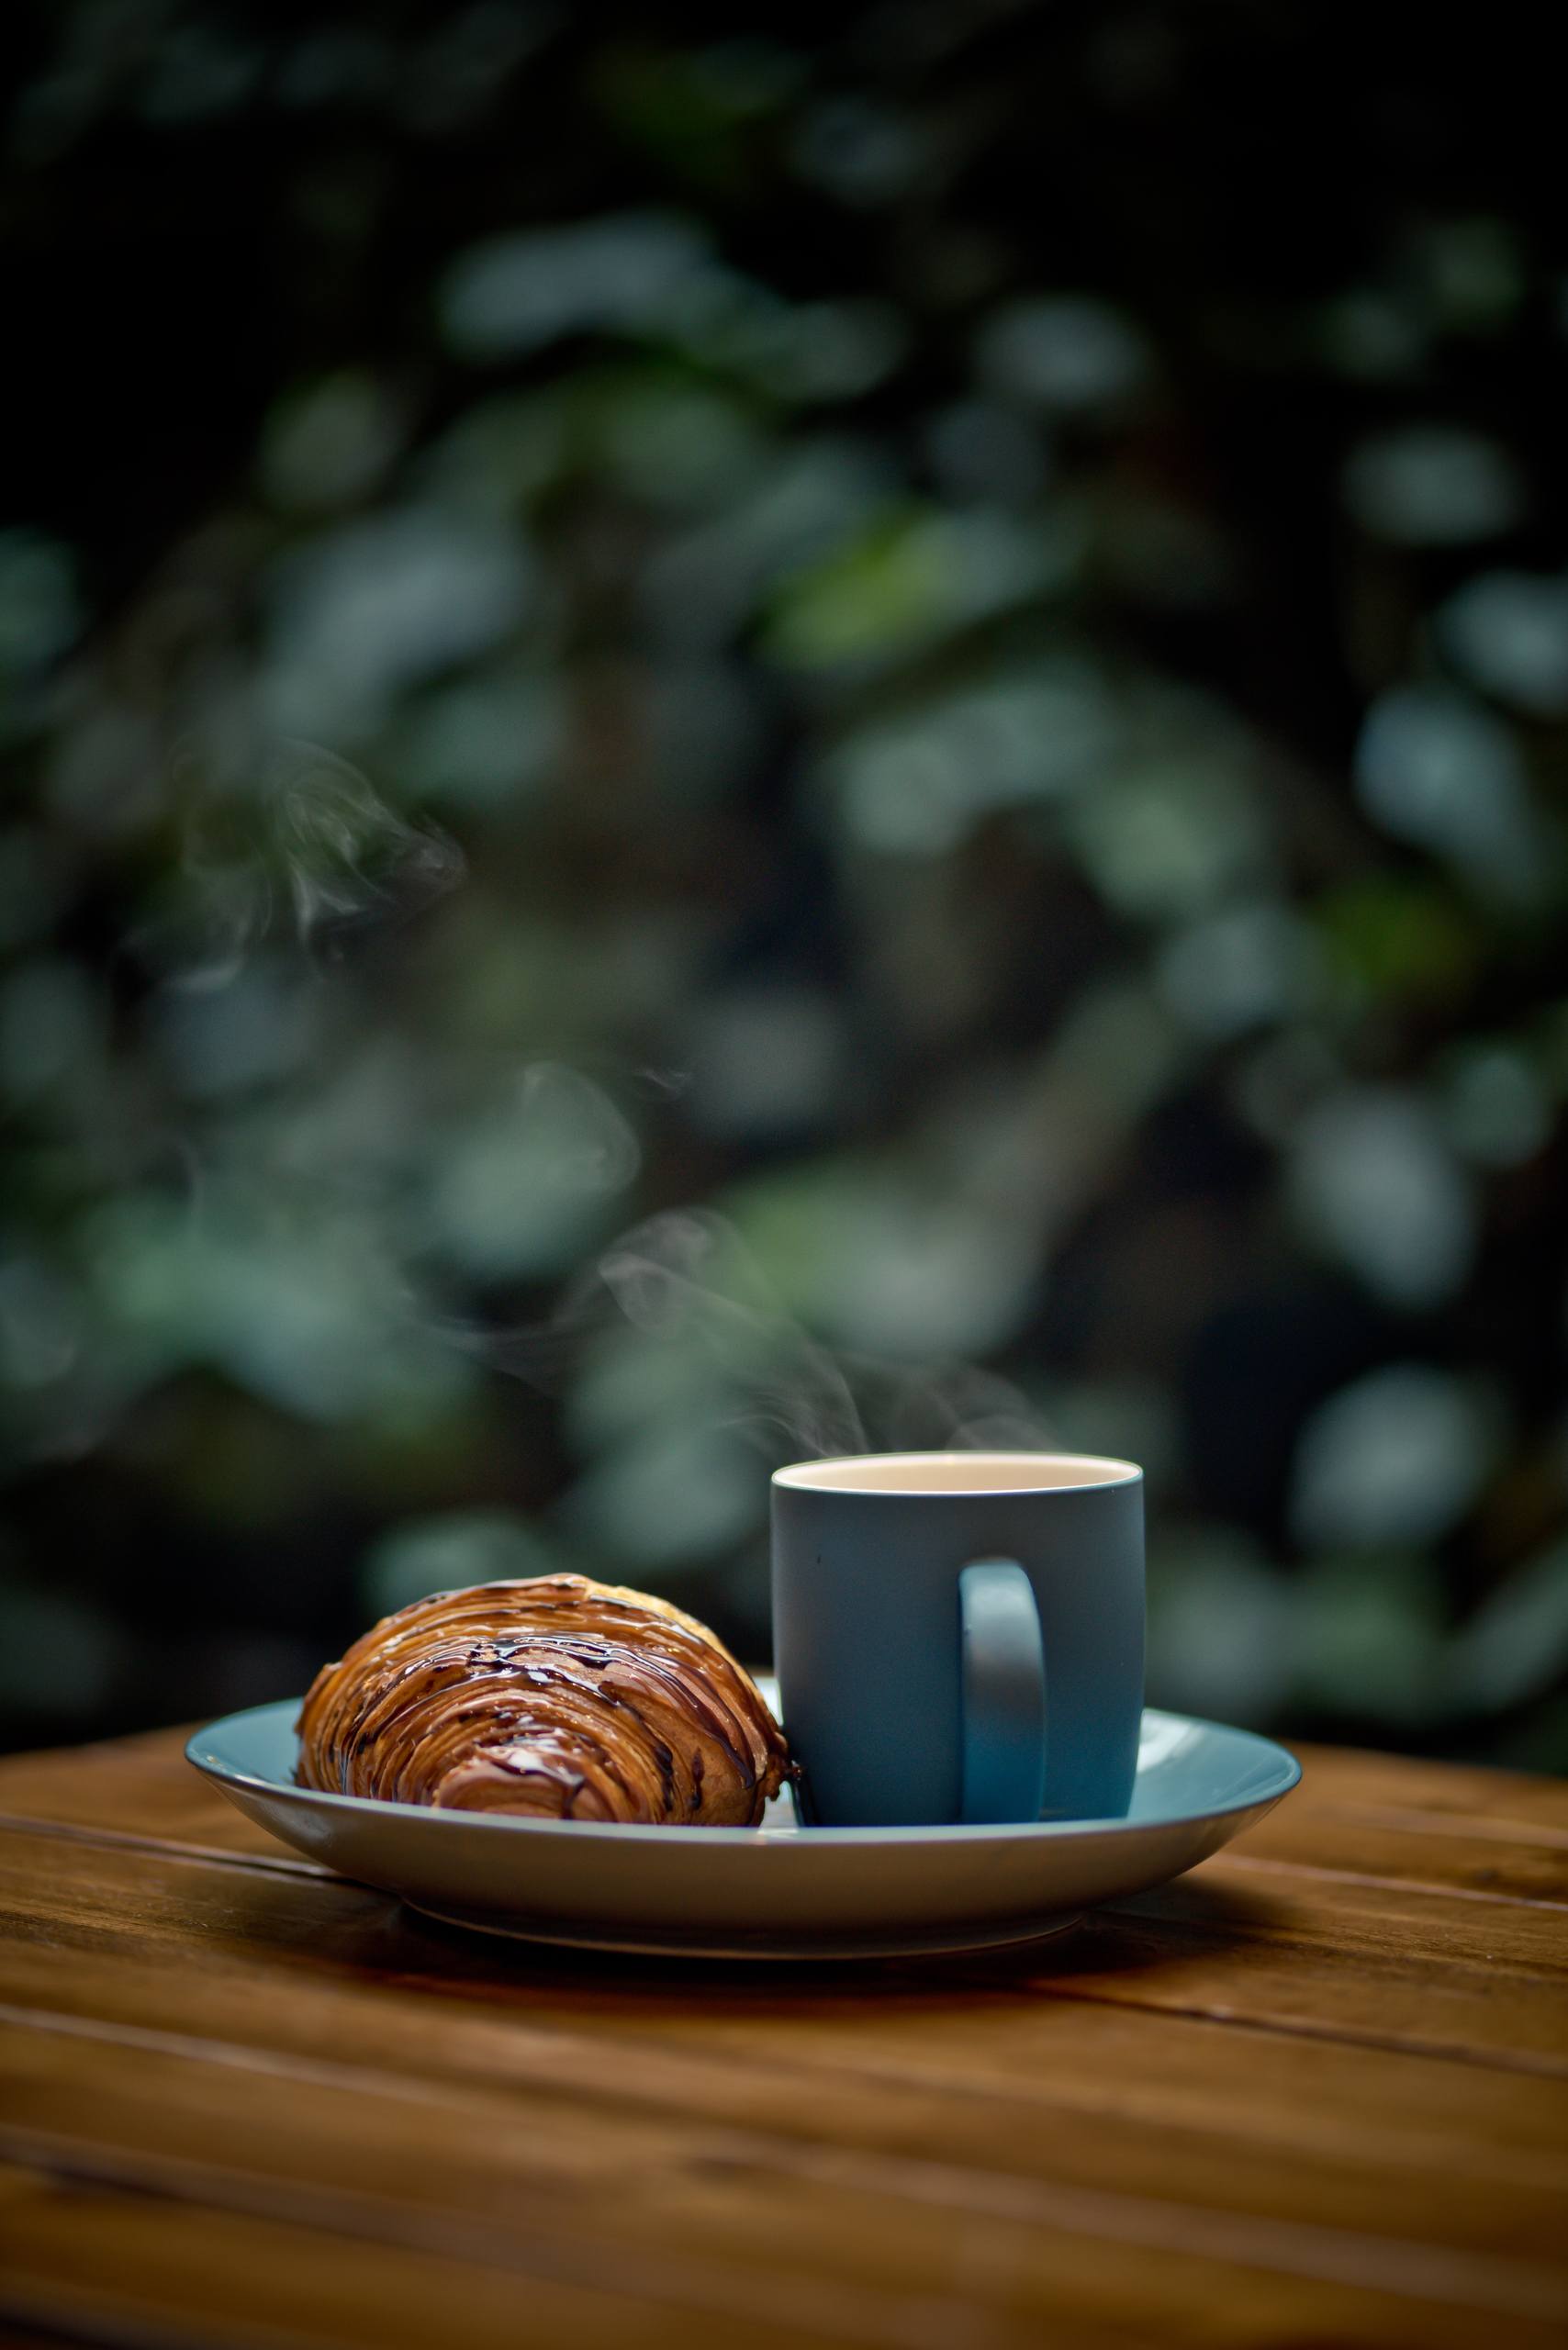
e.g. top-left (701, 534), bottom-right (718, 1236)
top-left (770, 1452), bottom-right (1144, 1827)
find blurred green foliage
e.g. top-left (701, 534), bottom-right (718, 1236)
top-left (2, 0), bottom-right (1566, 1765)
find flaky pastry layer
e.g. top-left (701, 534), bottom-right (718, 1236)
top-left (297, 1573), bottom-right (790, 1826)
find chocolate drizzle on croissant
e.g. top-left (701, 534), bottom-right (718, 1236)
top-left (297, 1574), bottom-right (790, 1826)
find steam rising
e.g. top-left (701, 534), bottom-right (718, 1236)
top-left (140, 740), bottom-right (464, 987)
top-left (272, 742), bottom-right (465, 955)
top-left (135, 739), bottom-right (1041, 1472)
top-left (518, 1060), bottom-right (644, 1194)
top-left (465, 1203), bottom-right (1050, 1467)
top-left (593, 1209), bottom-right (868, 1460)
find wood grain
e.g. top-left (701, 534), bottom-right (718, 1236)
top-left (0, 1729), bottom-right (1565, 2349)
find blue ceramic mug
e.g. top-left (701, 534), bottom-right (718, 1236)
top-left (771, 1451), bottom-right (1144, 1827)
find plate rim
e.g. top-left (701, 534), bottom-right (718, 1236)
top-left (186, 1699), bottom-right (1301, 1847)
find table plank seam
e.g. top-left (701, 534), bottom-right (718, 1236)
top-left (1106, 1907), bottom-right (1568, 1988)
top-left (0, 2288), bottom-right (263, 2350)
top-left (6, 1991), bottom-right (1566, 2200)
top-left (0, 2129), bottom-right (1217, 2350)
top-left (4, 2107), bottom-right (1564, 2329)
top-left (1218, 1852), bottom-right (1568, 1915)
top-left (3, 1805), bottom-right (1566, 1924)
top-left (1009, 1984), bottom-right (1568, 2080)
top-left (1305, 1803), bottom-right (1568, 1854)
top-left (4, 1887), bottom-right (1564, 2078)
top-left (0, 2004), bottom-right (499, 2115)
top-left (0, 1815), bottom-right (330, 1884)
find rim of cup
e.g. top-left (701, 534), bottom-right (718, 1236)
top-left (771, 1451), bottom-right (1143, 1495)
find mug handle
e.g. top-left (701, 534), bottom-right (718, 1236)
top-left (958, 1560), bottom-right (1046, 1824)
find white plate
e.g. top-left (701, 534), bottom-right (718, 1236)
top-left (186, 1686), bottom-right (1299, 1960)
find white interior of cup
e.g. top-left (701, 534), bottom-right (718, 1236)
top-left (772, 1451), bottom-right (1141, 1494)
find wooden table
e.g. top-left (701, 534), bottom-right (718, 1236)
top-left (0, 1728), bottom-right (1564, 2349)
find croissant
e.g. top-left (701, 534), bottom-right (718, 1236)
top-left (297, 1573), bottom-right (790, 1826)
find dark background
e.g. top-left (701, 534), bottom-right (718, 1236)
top-left (3, 0), bottom-right (1566, 1765)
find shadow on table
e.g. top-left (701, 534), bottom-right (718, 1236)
top-left (201, 1860), bottom-right (1291, 2013)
